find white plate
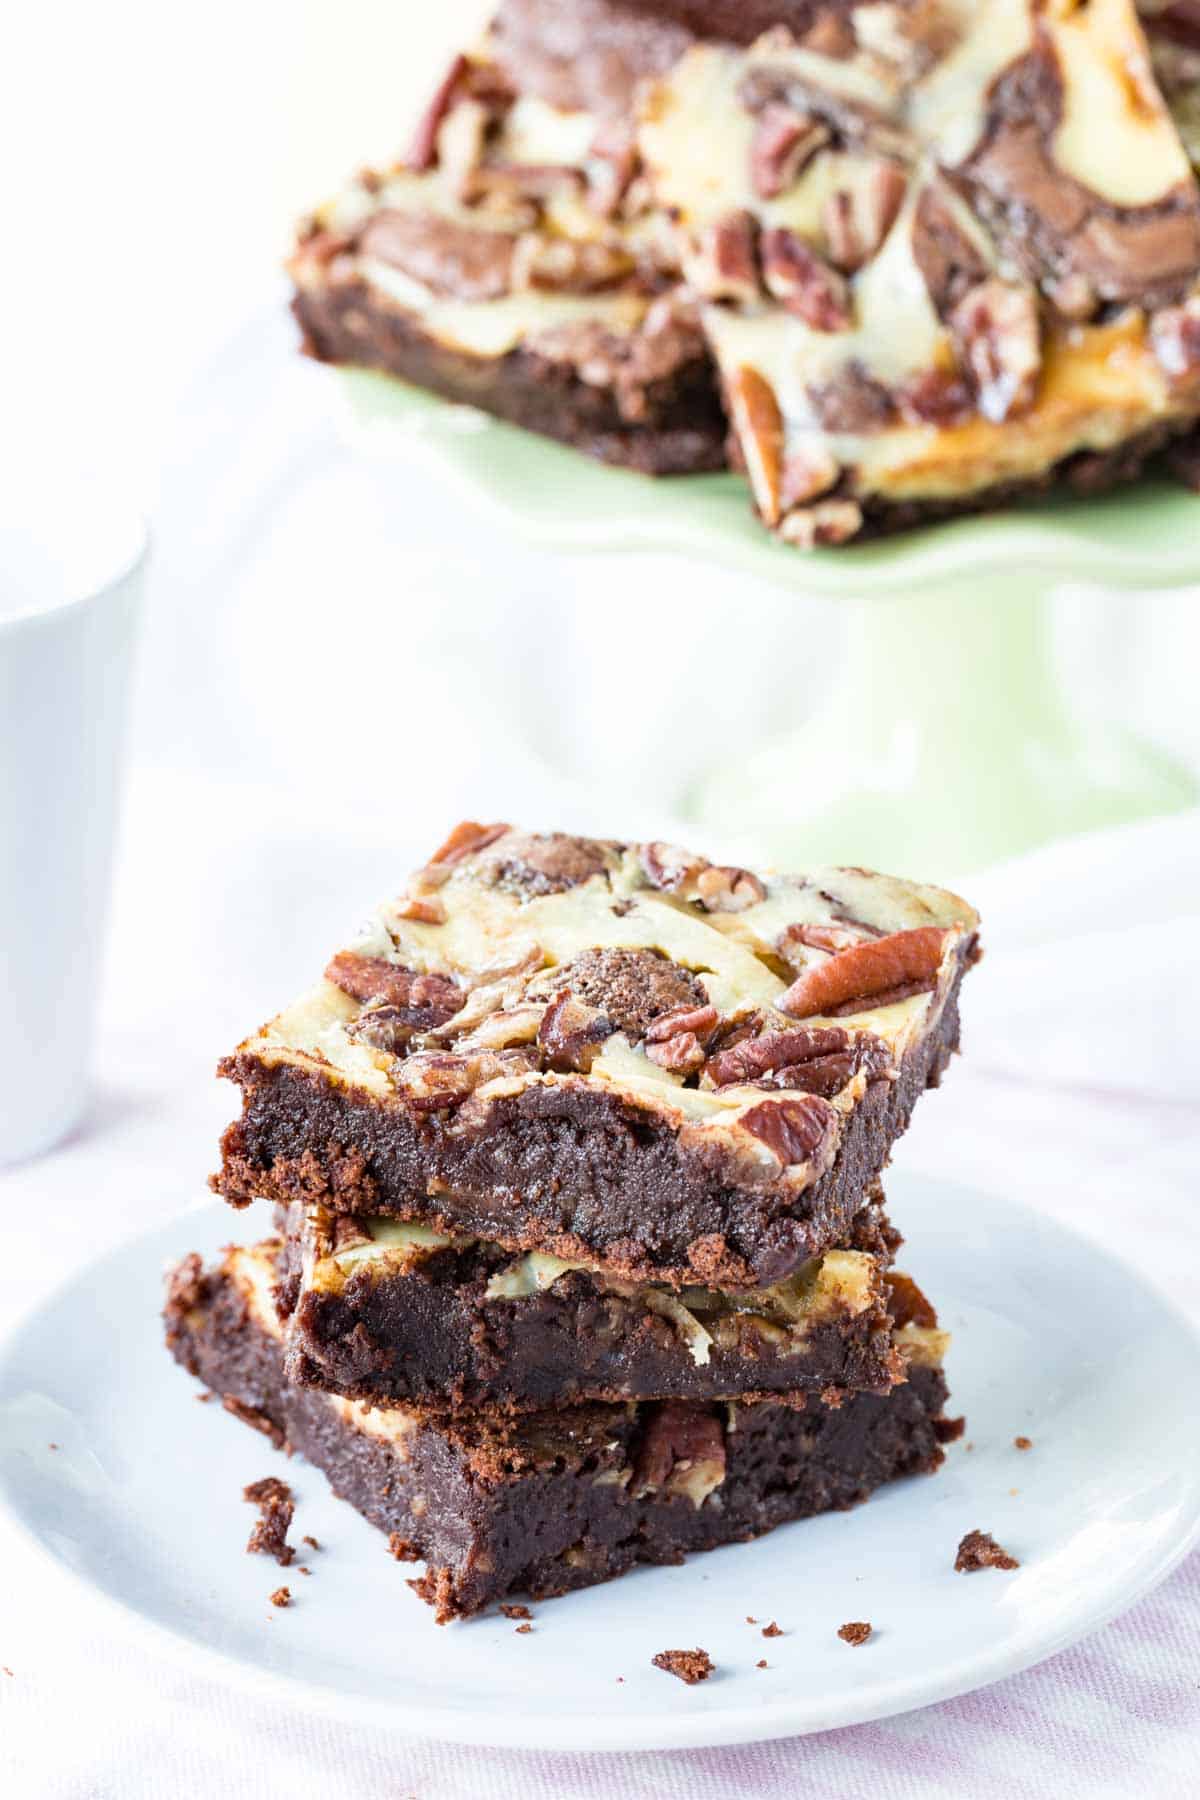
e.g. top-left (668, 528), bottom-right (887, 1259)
top-left (2, 1174), bottom-right (1199, 1752)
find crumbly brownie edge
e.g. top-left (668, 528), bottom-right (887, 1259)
top-left (166, 1255), bottom-right (950, 1620)
top-left (291, 283), bottom-right (727, 477)
top-left (215, 962), bottom-right (964, 1290)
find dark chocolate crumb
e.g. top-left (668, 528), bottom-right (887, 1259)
top-left (515, 1623), bottom-right (533, 1635)
top-left (244, 1477), bottom-right (296, 1568)
top-left (838, 1621), bottom-right (872, 1646)
top-left (761, 1621), bottom-right (782, 1638)
top-left (269, 1587), bottom-right (291, 1608)
top-left (302, 1534), bottom-right (320, 1550)
top-left (652, 1648), bottom-right (714, 1685)
top-left (955, 1530), bottom-right (1019, 1573)
top-left (1014, 1436), bottom-right (1033, 1451)
top-left (501, 1604), bottom-right (532, 1620)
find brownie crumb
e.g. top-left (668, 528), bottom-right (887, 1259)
top-left (195, 1392), bottom-right (211, 1403)
top-left (269, 1586), bottom-right (291, 1609)
top-left (745, 1614), bottom-right (758, 1624)
top-left (501, 1604), bottom-right (532, 1620)
top-left (48, 1443), bottom-right (58, 1451)
top-left (302, 1534), bottom-right (320, 1550)
top-left (955, 1530), bottom-right (1019, 1573)
top-left (515, 1623), bottom-right (533, 1635)
top-left (838, 1621), bottom-right (872, 1646)
top-left (761, 1621), bottom-right (782, 1639)
top-left (756, 1659), bottom-right (768, 1669)
top-left (2, 1667), bottom-right (13, 1678)
top-left (388, 1533), bottom-right (419, 1562)
top-left (243, 1477), bottom-right (296, 1568)
top-left (652, 1648), bottom-right (714, 1685)
top-left (299, 1566), bottom-right (312, 1576)
top-left (1014, 1436), bottom-right (1033, 1451)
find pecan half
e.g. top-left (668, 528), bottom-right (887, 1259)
top-left (739, 1094), bottom-right (835, 1165)
top-left (758, 1032), bottom-right (892, 1099)
top-left (777, 926), bottom-right (948, 1019)
top-left (428, 820), bottom-right (510, 866)
top-left (750, 105), bottom-right (829, 201)
top-left (726, 365), bottom-right (785, 525)
top-left (822, 161), bottom-right (907, 273)
top-left (645, 1032), bottom-right (707, 1075)
top-left (761, 229), bottom-right (852, 331)
top-left (512, 233), bottom-right (636, 296)
top-left (640, 840), bottom-right (707, 891)
top-left (896, 367), bottom-right (976, 427)
top-left (633, 1402), bottom-right (726, 1502)
top-left (1151, 295), bottom-right (1200, 391)
top-left (706, 1025), bottom-right (849, 1088)
top-left (645, 1004), bottom-right (720, 1046)
top-left (537, 993), bottom-right (614, 1073)
top-left (325, 953), bottom-right (464, 1017)
top-left (950, 279), bottom-right (1041, 424)
top-left (776, 921), bottom-right (876, 961)
top-left (393, 1046), bottom-right (537, 1110)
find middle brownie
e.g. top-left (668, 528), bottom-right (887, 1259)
top-left (277, 1191), bottom-right (920, 1411)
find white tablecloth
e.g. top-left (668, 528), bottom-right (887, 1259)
top-left (3, 806), bottom-right (1198, 1798)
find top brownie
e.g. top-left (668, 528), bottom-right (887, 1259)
top-left (216, 824), bottom-right (978, 1288)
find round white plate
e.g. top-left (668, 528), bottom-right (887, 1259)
top-left (2, 1174), bottom-right (1199, 1752)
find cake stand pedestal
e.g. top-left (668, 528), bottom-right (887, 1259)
top-left (338, 370), bottom-right (1199, 873)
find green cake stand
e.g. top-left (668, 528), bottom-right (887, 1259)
top-left (339, 369), bottom-right (1199, 876)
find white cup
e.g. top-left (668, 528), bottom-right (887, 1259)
top-left (0, 471), bottom-right (146, 1165)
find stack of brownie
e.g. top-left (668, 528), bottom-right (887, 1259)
top-left (288, 0), bottom-right (1200, 546)
top-left (166, 824), bottom-right (980, 1620)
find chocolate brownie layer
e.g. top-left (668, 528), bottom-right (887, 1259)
top-left (289, 15), bottom-right (725, 476)
top-left (279, 1194), bottom-right (912, 1410)
top-left (166, 1242), bottom-right (953, 1620)
top-left (214, 825), bottom-right (979, 1289)
top-left (293, 279), bottom-right (725, 475)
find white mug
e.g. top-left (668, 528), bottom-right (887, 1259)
top-left (0, 473), bottom-right (146, 1165)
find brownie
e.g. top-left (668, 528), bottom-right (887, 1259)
top-left (638, 2), bottom-right (1200, 546)
top-left (278, 1193), bottom-right (919, 1410)
top-left (288, 18), bottom-right (726, 477)
top-left (214, 824), bottom-right (980, 1289)
top-left (165, 1241), bottom-right (954, 1620)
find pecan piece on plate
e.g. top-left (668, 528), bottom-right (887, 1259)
top-left (739, 1094), bottom-right (836, 1165)
top-left (950, 278), bottom-right (1041, 424)
top-left (778, 926), bottom-right (948, 1019)
top-left (726, 365), bottom-right (785, 525)
top-left (761, 229), bottom-right (852, 331)
top-left (749, 104), bottom-right (829, 200)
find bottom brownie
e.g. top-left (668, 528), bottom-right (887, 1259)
top-left (164, 1241), bottom-right (956, 1620)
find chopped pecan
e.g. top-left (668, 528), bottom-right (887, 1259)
top-left (640, 840), bottom-right (707, 892)
top-left (776, 921), bottom-right (876, 961)
top-left (358, 211), bottom-right (517, 301)
top-left (587, 116), bottom-right (639, 217)
top-left (633, 1402), bottom-right (726, 1502)
top-left (644, 1004), bottom-right (720, 1046)
top-left (950, 279), bottom-right (1041, 424)
top-left (347, 992), bottom-right (466, 1052)
top-left (393, 1046), bottom-right (537, 1110)
top-left (436, 98), bottom-right (491, 200)
top-left (696, 865), bottom-right (767, 913)
top-left (822, 161), bottom-right (907, 273)
top-left (806, 363), bottom-right (894, 433)
top-left (761, 229), bottom-right (851, 331)
top-left (778, 926), bottom-right (948, 1019)
top-left (778, 499), bottom-right (864, 547)
top-left (1150, 295), bottom-right (1200, 391)
top-left (779, 448), bottom-right (840, 510)
top-left (750, 104), bottom-right (829, 200)
top-left (428, 820), bottom-right (510, 866)
top-left (911, 185), bottom-right (991, 315)
top-left (468, 161), bottom-right (585, 211)
top-left (726, 365), bottom-right (785, 526)
top-left (394, 894), bottom-right (447, 925)
top-left (759, 1032), bottom-right (892, 1099)
top-left (706, 1025), bottom-right (849, 1088)
top-left (691, 210), bottom-right (761, 303)
top-left (896, 367), bottom-right (976, 427)
top-left (645, 1032), bottom-right (706, 1074)
top-left (405, 53), bottom-right (469, 171)
top-left (511, 233), bottom-right (636, 295)
top-left (325, 952), bottom-right (463, 1015)
top-left (537, 993), bottom-right (614, 1073)
top-left (739, 1094), bottom-right (835, 1165)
